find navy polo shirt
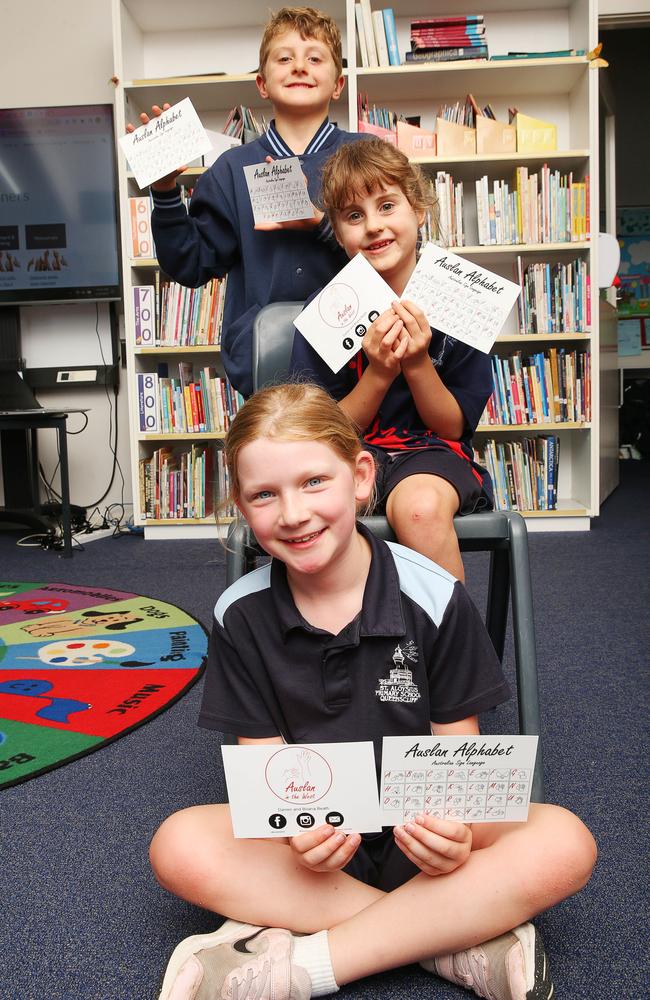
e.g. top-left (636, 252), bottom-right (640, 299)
top-left (151, 119), bottom-right (367, 396)
top-left (199, 525), bottom-right (510, 762)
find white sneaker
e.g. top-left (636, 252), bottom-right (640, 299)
top-left (158, 919), bottom-right (312, 1000)
top-left (421, 922), bottom-right (553, 1000)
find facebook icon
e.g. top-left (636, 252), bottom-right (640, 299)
top-left (268, 814), bottom-right (287, 830)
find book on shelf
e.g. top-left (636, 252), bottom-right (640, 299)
top-left (140, 275), bottom-right (227, 347)
top-left (129, 196), bottom-right (154, 258)
top-left (382, 9), bottom-right (401, 66)
top-left (432, 172), bottom-right (464, 248)
top-left (490, 50), bottom-right (585, 61)
top-left (354, 4), bottom-right (370, 67)
top-left (477, 436), bottom-right (560, 512)
top-left (405, 46), bottom-right (488, 63)
top-left (150, 364), bottom-right (244, 435)
top-left (481, 348), bottom-right (591, 426)
top-left (372, 10), bottom-right (390, 67)
top-left (139, 442), bottom-right (219, 520)
top-left (410, 14), bottom-right (488, 63)
top-left (360, 0), bottom-right (379, 67)
top-left (517, 257), bottom-right (590, 334)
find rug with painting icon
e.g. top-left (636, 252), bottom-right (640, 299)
top-left (0, 581), bottom-right (207, 789)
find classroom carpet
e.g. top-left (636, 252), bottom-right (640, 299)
top-left (0, 582), bottom-right (207, 789)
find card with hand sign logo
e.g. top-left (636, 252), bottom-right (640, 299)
top-left (221, 741), bottom-right (381, 839)
top-left (293, 253), bottom-right (396, 373)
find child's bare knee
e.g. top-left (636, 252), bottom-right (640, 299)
top-left (149, 806), bottom-right (220, 893)
top-left (526, 806), bottom-right (597, 904)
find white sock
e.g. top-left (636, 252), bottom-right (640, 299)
top-left (292, 930), bottom-right (339, 996)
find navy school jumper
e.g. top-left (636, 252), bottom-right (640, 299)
top-left (151, 119), bottom-right (366, 396)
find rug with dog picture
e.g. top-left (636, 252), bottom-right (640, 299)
top-left (0, 581), bottom-right (207, 790)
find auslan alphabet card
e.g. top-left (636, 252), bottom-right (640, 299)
top-left (293, 253), bottom-right (396, 373)
top-left (221, 742), bottom-right (382, 839)
top-left (243, 157), bottom-right (315, 226)
top-left (381, 734), bottom-right (538, 825)
top-left (119, 98), bottom-right (211, 189)
top-left (402, 244), bottom-right (521, 354)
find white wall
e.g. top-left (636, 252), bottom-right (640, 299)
top-left (0, 0), bottom-right (132, 515)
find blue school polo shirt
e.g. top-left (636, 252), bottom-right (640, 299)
top-left (151, 119), bottom-right (365, 396)
top-left (199, 524), bottom-right (510, 761)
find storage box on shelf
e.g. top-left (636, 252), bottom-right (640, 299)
top-left (112, 0), bottom-right (604, 535)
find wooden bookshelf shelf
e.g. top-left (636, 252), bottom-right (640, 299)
top-left (138, 432), bottom-right (227, 441)
top-left (135, 345), bottom-right (222, 354)
top-left (476, 421), bottom-right (590, 432)
top-left (455, 242), bottom-right (589, 256)
top-left (138, 516), bottom-right (233, 526)
top-left (356, 57), bottom-right (588, 102)
top-left (495, 332), bottom-right (590, 342)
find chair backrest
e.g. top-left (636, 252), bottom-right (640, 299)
top-left (252, 301), bottom-right (304, 391)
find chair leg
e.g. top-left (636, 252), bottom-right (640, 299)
top-left (506, 513), bottom-right (545, 802)
top-left (225, 520), bottom-right (249, 587)
top-left (485, 547), bottom-right (510, 660)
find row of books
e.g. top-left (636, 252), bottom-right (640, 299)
top-left (428, 173), bottom-right (465, 248)
top-left (408, 13), bottom-right (488, 64)
top-left (137, 367), bottom-right (244, 435)
top-left (222, 105), bottom-right (266, 143)
top-left (354, 3), bottom-right (400, 68)
top-left (476, 169), bottom-right (590, 246)
top-left (477, 436), bottom-right (560, 511)
top-left (516, 257), bottom-right (590, 334)
top-left (133, 275), bottom-right (227, 347)
top-left (138, 444), bottom-right (235, 520)
top-left (481, 349), bottom-right (591, 426)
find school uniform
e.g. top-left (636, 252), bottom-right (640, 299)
top-left (151, 119), bottom-right (365, 396)
top-left (290, 322), bottom-right (495, 511)
top-left (200, 524), bottom-right (510, 889)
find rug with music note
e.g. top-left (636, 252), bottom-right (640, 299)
top-left (0, 581), bottom-right (207, 790)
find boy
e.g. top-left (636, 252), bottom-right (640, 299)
top-left (139, 7), bottom-right (365, 397)
top-left (290, 139), bottom-right (494, 579)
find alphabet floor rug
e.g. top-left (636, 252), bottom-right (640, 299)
top-left (0, 581), bottom-right (207, 790)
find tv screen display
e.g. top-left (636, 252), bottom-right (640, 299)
top-left (0, 104), bottom-right (121, 305)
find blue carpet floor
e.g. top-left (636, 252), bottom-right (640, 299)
top-left (1, 460), bottom-right (648, 1000)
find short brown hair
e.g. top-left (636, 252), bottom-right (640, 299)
top-left (258, 6), bottom-right (343, 78)
top-left (223, 383), bottom-right (369, 504)
top-left (321, 138), bottom-right (437, 230)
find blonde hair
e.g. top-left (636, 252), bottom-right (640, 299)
top-left (321, 138), bottom-right (437, 231)
top-left (258, 6), bottom-right (343, 77)
top-left (224, 383), bottom-right (371, 505)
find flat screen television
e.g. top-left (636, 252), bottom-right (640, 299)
top-left (0, 104), bottom-right (121, 305)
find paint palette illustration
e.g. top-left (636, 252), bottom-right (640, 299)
top-left (0, 581), bottom-right (207, 789)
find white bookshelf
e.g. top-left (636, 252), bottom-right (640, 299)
top-left (112, 0), bottom-right (608, 536)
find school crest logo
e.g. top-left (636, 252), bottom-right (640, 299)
top-left (375, 643), bottom-right (421, 704)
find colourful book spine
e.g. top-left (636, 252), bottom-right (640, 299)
top-left (382, 9), bottom-right (401, 65)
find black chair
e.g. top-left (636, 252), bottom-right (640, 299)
top-left (225, 302), bottom-right (545, 801)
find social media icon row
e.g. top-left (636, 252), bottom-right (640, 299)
top-left (268, 811), bottom-right (345, 830)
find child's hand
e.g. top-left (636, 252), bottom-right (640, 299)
top-left (290, 823), bottom-right (361, 873)
top-left (253, 156), bottom-right (324, 231)
top-left (125, 104), bottom-right (187, 191)
top-left (393, 814), bottom-right (472, 876)
top-left (390, 299), bottom-right (432, 372)
top-left (363, 308), bottom-right (408, 380)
